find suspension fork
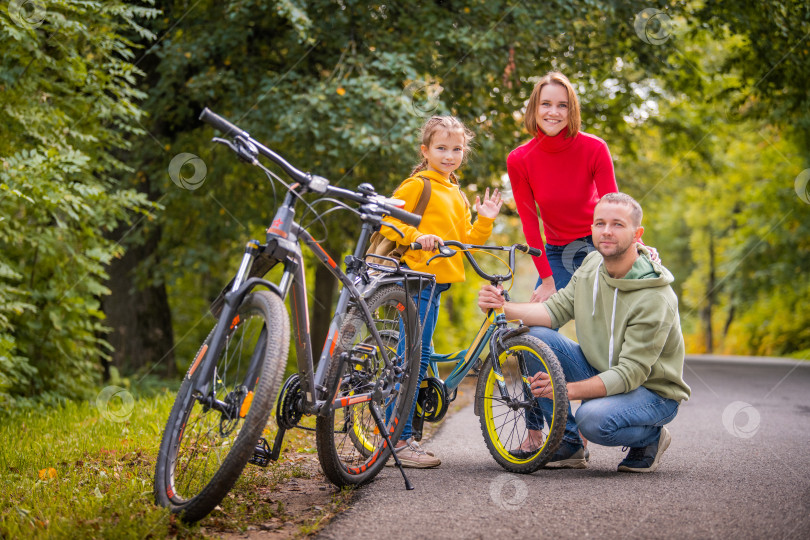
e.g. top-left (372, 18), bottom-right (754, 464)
top-left (190, 240), bottom-right (262, 396)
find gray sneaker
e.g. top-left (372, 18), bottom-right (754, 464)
top-left (617, 426), bottom-right (671, 473)
top-left (386, 438), bottom-right (440, 468)
top-left (543, 440), bottom-right (588, 469)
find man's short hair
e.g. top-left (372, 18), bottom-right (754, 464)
top-left (597, 192), bottom-right (643, 228)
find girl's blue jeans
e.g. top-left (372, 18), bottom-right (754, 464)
top-left (524, 326), bottom-right (679, 448)
top-left (396, 281), bottom-right (450, 441)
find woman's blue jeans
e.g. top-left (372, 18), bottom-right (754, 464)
top-left (524, 326), bottom-right (679, 448)
top-left (535, 235), bottom-right (595, 291)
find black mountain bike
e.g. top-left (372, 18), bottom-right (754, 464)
top-left (154, 108), bottom-right (432, 523)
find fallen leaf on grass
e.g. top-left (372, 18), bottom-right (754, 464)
top-left (37, 468), bottom-right (57, 480)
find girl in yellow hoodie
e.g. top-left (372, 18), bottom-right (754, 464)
top-left (380, 116), bottom-right (502, 467)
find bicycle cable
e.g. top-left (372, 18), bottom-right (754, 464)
top-left (300, 198), bottom-right (362, 243)
top-left (255, 160), bottom-right (332, 242)
top-left (453, 247), bottom-right (515, 291)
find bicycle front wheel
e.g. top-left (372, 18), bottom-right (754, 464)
top-left (154, 290), bottom-right (289, 523)
top-left (476, 334), bottom-right (567, 473)
top-left (316, 284), bottom-right (420, 486)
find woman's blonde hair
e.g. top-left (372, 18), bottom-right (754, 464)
top-left (524, 71), bottom-right (581, 138)
top-left (411, 115), bottom-right (474, 183)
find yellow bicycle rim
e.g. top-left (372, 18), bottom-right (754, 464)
top-left (483, 345), bottom-right (556, 464)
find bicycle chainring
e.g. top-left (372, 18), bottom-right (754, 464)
top-left (276, 374), bottom-right (305, 430)
top-left (416, 377), bottom-right (449, 423)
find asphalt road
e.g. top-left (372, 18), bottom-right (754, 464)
top-left (318, 356), bottom-right (810, 539)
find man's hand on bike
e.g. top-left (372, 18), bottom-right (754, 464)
top-left (415, 234), bottom-right (443, 252)
top-left (477, 284), bottom-right (505, 312)
top-left (528, 371), bottom-right (554, 399)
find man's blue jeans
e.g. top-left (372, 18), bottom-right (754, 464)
top-left (524, 326), bottom-right (679, 448)
top-left (398, 282), bottom-right (450, 441)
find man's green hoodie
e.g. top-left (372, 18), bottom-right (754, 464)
top-left (543, 245), bottom-right (691, 401)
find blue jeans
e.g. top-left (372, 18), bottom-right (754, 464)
top-left (524, 326), bottom-right (679, 448)
top-left (535, 235), bottom-right (595, 291)
top-left (398, 282), bottom-right (450, 441)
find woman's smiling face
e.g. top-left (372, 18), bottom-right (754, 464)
top-left (535, 83), bottom-right (569, 137)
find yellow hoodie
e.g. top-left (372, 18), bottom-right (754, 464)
top-left (380, 170), bottom-right (494, 283)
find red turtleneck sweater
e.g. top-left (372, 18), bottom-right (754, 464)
top-left (506, 128), bottom-right (617, 279)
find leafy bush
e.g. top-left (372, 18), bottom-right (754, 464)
top-left (0, 1), bottom-right (159, 407)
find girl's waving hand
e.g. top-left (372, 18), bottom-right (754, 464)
top-left (475, 187), bottom-right (503, 220)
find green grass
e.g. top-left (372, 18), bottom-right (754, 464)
top-left (0, 388), bottom-right (346, 538)
top-left (0, 390), bottom-right (187, 538)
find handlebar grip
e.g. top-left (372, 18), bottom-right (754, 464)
top-left (410, 243), bottom-right (422, 250)
top-left (386, 205), bottom-right (422, 227)
top-left (199, 108), bottom-right (246, 137)
top-left (527, 247), bottom-right (542, 257)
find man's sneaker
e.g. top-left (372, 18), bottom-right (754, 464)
top-left (385, 438), bottom-right (440, 468)
top-left (543, 440), bottom-right (588, 469)
top-left (617, 426), bottom-right (671, 473)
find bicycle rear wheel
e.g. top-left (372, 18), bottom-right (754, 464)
top-left (154, 290), bottom-right (289, 523)
top-left (316, 284), bottom-right (420, 486)
top-left (476, 334), bottom-right (567, 473)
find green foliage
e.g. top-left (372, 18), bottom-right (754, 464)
top-left (0, 1), bottom-right (158, 406)
top-left (616, 4), bottom-right (810, 355)
top-left (128, 0), bottom-right (678, 372)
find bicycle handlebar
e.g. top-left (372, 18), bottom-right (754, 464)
top-left (199, 108), bottom-right (421, 227)
top-left (409, 241), bottom-right (542, 283)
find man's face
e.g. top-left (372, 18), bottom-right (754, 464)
top-left (591, 202), bottom-right (642, 259)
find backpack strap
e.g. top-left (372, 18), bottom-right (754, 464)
top-left (412, 175), bottom-right (432, 216)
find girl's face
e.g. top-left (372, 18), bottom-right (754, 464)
top-left (536, 83), bottom-right (569, 136)
top-left (421, 129), bottom-right (465, 178)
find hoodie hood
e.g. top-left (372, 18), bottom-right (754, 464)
top-left (602, 245), bottom-right (674, 291)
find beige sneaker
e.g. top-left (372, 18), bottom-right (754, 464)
top-left (386, 438), bottom-right (440, 468)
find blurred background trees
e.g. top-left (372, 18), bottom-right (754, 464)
top-left (2, 0), bottom-right (808, 406)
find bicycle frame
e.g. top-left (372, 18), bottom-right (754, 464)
top-left (192, 186), bottom-right (432, 421)
top-left (428, 311), bottom-right (500, 392)
top-left (411, 242), bottom-right (542, 409)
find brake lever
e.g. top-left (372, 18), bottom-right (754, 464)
top-left (380, 221), bottom-right (406, 239)
top-left (425, 245), bottom-right (455, 265)
top-left (212, 136), bottom-right (239, 153)
top-left (211, 136), bottom-right (259, 165)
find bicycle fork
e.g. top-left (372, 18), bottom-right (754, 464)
top-left (486, 308), bottom-right (534, 410)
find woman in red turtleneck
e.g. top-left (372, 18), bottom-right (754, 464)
top-left (507, 71), bottom-right (618, 302)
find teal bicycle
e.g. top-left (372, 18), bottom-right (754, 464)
top-left (406, 241), bottom-right (569, 473)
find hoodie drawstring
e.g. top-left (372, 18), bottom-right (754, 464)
top-left (592, 261), bottom-right (619, 368)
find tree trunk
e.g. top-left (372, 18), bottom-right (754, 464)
top-left (310, 246), bottom-right (342, 356)
top-left (701, 230), bottom-right (716, 353)
top-left (102, 224), bottom-right (175, 378)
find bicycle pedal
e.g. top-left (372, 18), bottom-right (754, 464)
top-left (248, 437), bottom-right (273, 467)
top-left (348, 344), bottom-right (377, 369)
top-left (352, 343), bottom-right (376, 355)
